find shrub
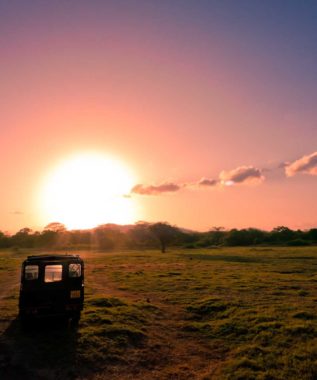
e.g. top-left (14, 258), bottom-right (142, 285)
top-left (287, 239), bottom-right (310, 246)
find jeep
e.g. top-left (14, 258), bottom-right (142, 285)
top-left (19, 254), bottom-right (84, 323)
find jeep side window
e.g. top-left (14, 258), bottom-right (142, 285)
top-left (25, 265), bottom-right (39, 280)
top-left (69, 263), bottom-right (81, 278)
top-left (45, 265), bottom-right (63, 282)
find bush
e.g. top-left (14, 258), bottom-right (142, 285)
top-left (287, 239), bottom-right (310, 247)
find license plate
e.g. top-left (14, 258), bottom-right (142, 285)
top-left (70, 290), bottom-right (81, 298)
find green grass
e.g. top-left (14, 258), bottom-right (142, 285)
top-left (1, 247), bottom-right (317, 379)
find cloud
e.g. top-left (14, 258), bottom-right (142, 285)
top-left (131, 182), bottom-right (181, 195)
top-left (10, 211), bottom-right (24, 215)
top-left (198, 178), bottom-right (218, 186)
top-left (278, 161), bottom-right (289, 169)
top-left (285, 151), bottom-right (317, 177)
top-left (132, 166), bottom-right (266, 195)
top-left (219, 166), bottom-right (264, 186)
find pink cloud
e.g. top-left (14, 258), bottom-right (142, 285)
top-left (198, 178), bottom-right (218, 186)
top-left (219, 166), bottom-right (264, 186)
top-left (131, 182), bottom-right (181, 195)
top-left (285, 151), bottom-right (317, 177)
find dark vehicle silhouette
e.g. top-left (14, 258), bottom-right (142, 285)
top-left (19, 254), bottom-right (84, 323)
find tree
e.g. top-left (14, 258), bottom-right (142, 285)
top-left (308, 229), bottom-right (317, 242)
top-left (270, 226), bottom-right (295, 244)
top-left (128, 222), bottom-right (156, 248)
top-left (225, 229), bottom-right (250, 246)
top-left (37, 230), bottom-right (58, 248)
top-left (0, 231), bottom-right (10, 248)
top-left (11, 228), bottom-right (34, 248)
top-left (208, 226), bottom-right (226, 246)
top-left (224, 228), bottom-right (267, 246)
top-left (149, 222), bottom-right (180, 253)
top-left (44, 222), bottom-right (66, 233)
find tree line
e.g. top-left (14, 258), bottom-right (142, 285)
top-left (0, 222), bottom-right (316, 252)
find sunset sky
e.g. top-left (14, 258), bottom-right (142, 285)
top-left (1, 0), bottom-right (317, 233)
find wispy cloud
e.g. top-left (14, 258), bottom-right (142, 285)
top-left (130, 151), bottom-right (317, 195)
top-left (130, 157), bottom-right (317, 195)
top-left (219, 166), bottom-right (264, 186)
top-left (278, 161), bottom-right (288, 169)
top-left (198, 178), bottom-right (218, 187)
top-left (131, 182), bottom-right (181, 195)
top-left (132, 166), bottom-right (265, 195)
top-left (10, 211), bottom-right (24, 215)
top-left (285, 151), bottom-right (317, 177)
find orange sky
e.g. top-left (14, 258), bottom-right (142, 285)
top-left (1, 1), bottom-right (317, 233)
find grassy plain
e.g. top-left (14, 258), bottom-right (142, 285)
top-left (1, 247), bottom-right (317, 379)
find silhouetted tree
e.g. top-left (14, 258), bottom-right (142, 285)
top-left (127, 222), bottom-right (156, 249)
top-left (208, 226), bottom-right (226, 246)
top-left (0, 231), bottom-right (10, 248)
top-left (308, 229), bottom-right (317, 242)
top-left (11, 228), bottom-right (34, 248)
top-left (269, 226), bottom-right (295, 244)
top-left (92, 226), bottom-right (125, 250)
top-left (223, 228), bottom-right (265, 246)
top-left (225, 229), bottom-right (249, 246)
top-left (69, 230), bottom-right (92, 247)
top-left (36, 230), bottom-right (58, 248)
top-left (2, 222), bottom-right (317, 250)
top-left (149, 222), bottom-right (180, 253)
top-left (44, 222), bottom-right (66, 232)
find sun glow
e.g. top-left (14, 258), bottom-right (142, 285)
top-left (40, 153), bottom-right (136, 229)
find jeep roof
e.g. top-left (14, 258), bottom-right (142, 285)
top-left (24, 254), bottom-right (82, 263)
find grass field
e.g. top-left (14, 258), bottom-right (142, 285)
top-left (1, 247), bottom-right (317, 379)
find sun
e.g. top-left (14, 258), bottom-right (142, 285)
top-left (39, 153), bottom-right (136, 229)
